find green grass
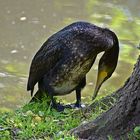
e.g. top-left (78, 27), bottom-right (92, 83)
top-left (1, 97), bottom-right (139, 140)
top-left (0, 99), bottom-right (107, 140)
top-left (127, 126), bottom-right (140, 140)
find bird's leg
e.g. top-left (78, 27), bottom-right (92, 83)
top-left (50, 95), bottom-right (65, 112)
top-left (29, 89), bottom-right (43, 103)
top-left (75, 88), bottom-right (82, 107)
top-left (42, 80), bottom-right (65, 112)
top-left (74, 77), bottom-right (86, 108)
top-left (65, 88), bottom-right (82, 109)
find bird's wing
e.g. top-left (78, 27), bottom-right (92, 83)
top-left (27, 43), bottom-right (62, 96)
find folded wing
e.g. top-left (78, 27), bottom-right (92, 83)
top-left (27, 42), bottom-right (62, 96)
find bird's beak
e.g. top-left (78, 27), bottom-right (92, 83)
top-left (92, 70), bottom-right (107, 100)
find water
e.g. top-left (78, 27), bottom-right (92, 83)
top-left (0, 0), bottom-right (139, 112)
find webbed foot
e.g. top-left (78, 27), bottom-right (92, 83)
top-left (66, 102), bottom-right (86, 109)
top-left (51, 102), bottom-right (65, 112)
top-left (74, 102), bottom-right (86, 108)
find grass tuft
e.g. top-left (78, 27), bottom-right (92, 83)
top-left (0, 97), bottom-right (108, 140)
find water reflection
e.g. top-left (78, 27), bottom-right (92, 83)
top-left (0, 0), bottom-right (139, 112)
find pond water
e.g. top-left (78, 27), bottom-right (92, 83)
top-left (0, 0), bottom-right (139, 112)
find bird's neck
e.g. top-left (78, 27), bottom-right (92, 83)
top-left (103, 33), bottom-right (119, 67)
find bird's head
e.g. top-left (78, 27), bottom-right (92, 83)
top-left (92, 39), bottom-right (119, 100)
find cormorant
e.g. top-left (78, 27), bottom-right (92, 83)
top-left (27, 21), bottom-right (119, 111)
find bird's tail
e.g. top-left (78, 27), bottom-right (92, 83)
top-left (29, 89), bottom-right (46, 103)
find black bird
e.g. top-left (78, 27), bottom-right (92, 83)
top-left (27, 21), bottom-right (119, 111)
